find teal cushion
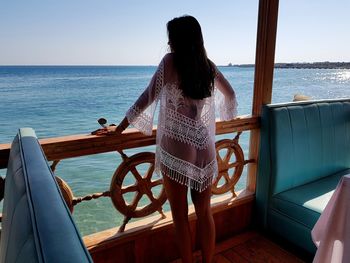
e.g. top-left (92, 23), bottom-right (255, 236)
top-left (270, 101), bottom-right (350, 194)
top-left (0, 128), bottom-right (93, 263)
top-left (267, 209), bottom-right (317, 253)
top-left (271, 169), bottom-right (350, 229)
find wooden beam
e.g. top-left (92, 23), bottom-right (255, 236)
top-left (247, 0), bottom-right (279, 192)
top-left (0, 115), bottom-right (259, 169)
top-left (252, 0), bottom-right (279, 114)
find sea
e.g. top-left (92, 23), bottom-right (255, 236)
top-left (0, 65), bottom-right (349, 236)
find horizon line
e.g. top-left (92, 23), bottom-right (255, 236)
top-left (1, 61), bottom-right (350, 67)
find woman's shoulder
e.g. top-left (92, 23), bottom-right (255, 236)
top-left (160, 53), bottom-right (177, 80)
top-left (162, 53), bottom-right (174, 65)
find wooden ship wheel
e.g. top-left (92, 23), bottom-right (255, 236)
top-left (110, 152), bottom-right (167, 232)
top-left (212, 133), bottom-right (245, 197)
top-left (55, 176), bottom-right (75, 213)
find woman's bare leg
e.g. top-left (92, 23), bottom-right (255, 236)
top-left (191, 186), bottom-right (215, 263)
top-left (163, 175), bottom-right (192, 263)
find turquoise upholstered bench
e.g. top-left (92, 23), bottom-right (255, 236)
top-left (0, 128), bottom-right (93, 263)
top-left (256, 99), bottom-right (350, 253)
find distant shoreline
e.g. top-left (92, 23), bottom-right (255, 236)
top-left (226, 62), bottom-right (350, 69)
top-left (1, 62), bottom-right (350, 69)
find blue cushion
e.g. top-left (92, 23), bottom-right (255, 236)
top-left (271, 169), bottom-right (350, 229)
top-left (268, 209), bottom-right (317, 253)
top-left (0, 128), bottom-right (93, 263)
top-left (0, 135), bottom-right (36, 263)
top-left (270, 100), bottom-right (350, 194)
top-left (256, 99), bottom-right (350, 253)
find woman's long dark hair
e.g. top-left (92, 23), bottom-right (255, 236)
top-left (167, 16), bottom-right (215, 100)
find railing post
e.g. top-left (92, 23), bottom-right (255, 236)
top-left (247, 0), bottom-right (279, 192)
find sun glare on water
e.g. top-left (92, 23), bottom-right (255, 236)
top-left (337, 71), bottom-right (350, 81)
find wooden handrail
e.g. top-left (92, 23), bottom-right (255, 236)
top-left (0, 115), bottom-right (259, 169)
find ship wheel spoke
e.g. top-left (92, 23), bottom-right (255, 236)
top-left (121, 184), bottom-right (138, 194)
top-left (216, 149), bottom-right (224, 165)
top-left (228, 162), bottom-right (239, 169)
top-left (223, 171), bottom-right (231, 183)
top-left (129, 192), bottom-right (143, 210)
top-left (145, 163), bottom-right (155, 181)
top-left (224, 148), bottom-right (234, 163)
top-left (145, 190), bottom-right (156, 203)
top-left (151, 179), bottom-right (163, 188)
top-left (130, 166), bottom-right (143, 181)
top-left (213, 174), bottom-right (223, 187)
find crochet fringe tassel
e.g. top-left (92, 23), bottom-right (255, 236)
top-left (156, 165), bottom-right (213, 192)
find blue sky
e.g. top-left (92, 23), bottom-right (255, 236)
top-left (0, 0), bottom-right (349, 65)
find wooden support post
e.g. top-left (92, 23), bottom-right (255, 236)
top-left (247, 0), bottom-right (279, 192)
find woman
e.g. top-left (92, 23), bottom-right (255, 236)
top-left (97, 15), bottom-right (237, 263)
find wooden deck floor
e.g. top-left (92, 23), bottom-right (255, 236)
top-left (172, 231), bottom-right (307, 263)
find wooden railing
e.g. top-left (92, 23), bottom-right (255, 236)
top-left (0, 115), bottom-right (259, 231)
top-left (0, 115), bottom-right (258, 168)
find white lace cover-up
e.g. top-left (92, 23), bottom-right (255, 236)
top-left (126, 54), bottom-right (237, 192)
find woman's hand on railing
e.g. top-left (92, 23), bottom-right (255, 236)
top-left (91, 116), bottom-right (129, 136)
top-left (91, 125), bottom-right (123, 136)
